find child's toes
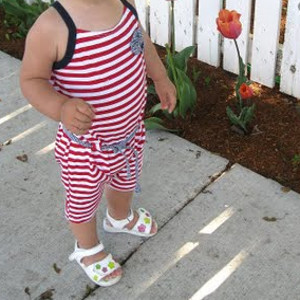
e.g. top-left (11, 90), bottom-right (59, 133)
top-left (103, 268), bottom-right (122, 282)
top-left (150, 220), bottom-right (158, 234)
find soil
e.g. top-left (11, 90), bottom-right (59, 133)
top-left (1, 1), bottom-right (299, 194)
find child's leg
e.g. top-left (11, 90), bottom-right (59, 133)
top-left (56, 136), bottom-right (123, 284)
top-left (105, 187), bottom-right (157, 234)
top-left (69, 216), bottom-right (122, 279)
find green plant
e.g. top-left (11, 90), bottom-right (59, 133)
top-left (217, 9), bottom-right (256, 134)
top-left (216, 9), bottom-right (255, 133)
top-left (225, 40), bottom-right (255, 134)
top-left (165, 44), bottom-right (197, 118)
top-left (204, 76), bottom-right (211, 87)
top-left (292, 154), bottom-right (300, 166)
top-left (146, 0), bottom-right (197, 125)
top-left (144, 117), bottom-right (170, 131)
top-left (192, 66), bottom-right (201, 84)
top-left (0, 0), bottom-right (53, 39)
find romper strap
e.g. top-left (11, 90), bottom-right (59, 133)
top-left (120, 0), bottom-right (139, 20)
top-left (51, 1), bottom-right (77, 70)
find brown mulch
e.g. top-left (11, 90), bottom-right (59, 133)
top-left (1, 2), bottom-right (300, 194)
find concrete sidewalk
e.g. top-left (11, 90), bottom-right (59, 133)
top-left (0, 51), bottom-right (299, 300)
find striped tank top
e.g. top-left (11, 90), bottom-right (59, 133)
top-left (51, 1), bottom-right (147, 174)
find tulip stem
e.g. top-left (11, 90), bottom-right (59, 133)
top-left (233, 39), bottom-right (242, 67)
top-left (233, 39), bottom-right (244, 110)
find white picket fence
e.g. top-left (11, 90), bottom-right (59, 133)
top-left (136, 0), bottom-right (300, 99)
top-left (24, 0), bottom-right (300, 98)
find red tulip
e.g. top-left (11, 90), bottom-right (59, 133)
top-left (239, 83), bottom-right (253, 99)
top-left (216, 9), bottom-right (242, 39)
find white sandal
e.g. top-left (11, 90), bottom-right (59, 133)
top-left (69, 241), bottom-right (122, 287)
top-left (103, 207), bottom-right (157, 238)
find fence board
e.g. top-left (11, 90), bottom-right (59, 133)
top-left (197, 0), bottom-right (223, 67)
top-left (149, 0), bottom-right (170, 47)
top-left (280, 0), bottom-right (300, 98)
top-left (174, 0), bottom-right (196, 51)
top-left (135, 0), bottom-right (148, 33)
top-left (251, 0), bottom-right (282, 88)
top-left (223, 0), bottom-right (252, 75)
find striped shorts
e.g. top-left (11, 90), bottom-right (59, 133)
top-left (55, 123), bottom-right (145, 223)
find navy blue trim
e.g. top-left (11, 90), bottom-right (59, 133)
top-left (51, 1), bottom-right (76, 70)
top-left (120, 0), bottom-right (139, 20)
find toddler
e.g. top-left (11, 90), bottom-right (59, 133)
top-left (20, 0), bottom-right (176, 287)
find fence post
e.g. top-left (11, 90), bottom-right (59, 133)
top-left (173, 0), bottom-right (196, 52)
top-left (250, 0), bottom-right (282, 88)
top-left (149, 0), bottom-right (170, 47)
top-left (280, 0), bottom-right (300, 98)
top-left (197, 0), bottom-right (223, 67)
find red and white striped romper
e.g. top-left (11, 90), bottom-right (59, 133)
top-left (51, 1), bottom-right (147, 223)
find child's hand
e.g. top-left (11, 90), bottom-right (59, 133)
top-left (61, 98), bottom-right (95, 135)
top-left (153, 76), bottom-right (177, 113)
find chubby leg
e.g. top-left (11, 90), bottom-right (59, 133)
top-left (105, 186), bottom-right (157, 234)
top-left (69, 216), bottom-right (122, 281)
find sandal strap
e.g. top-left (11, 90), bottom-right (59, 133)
top-left (85, 253), bottom-right (120, 281)
top-left (106, 208), bottom-right (134, 229)
top-left (69, 241), bottom-right (104, 262)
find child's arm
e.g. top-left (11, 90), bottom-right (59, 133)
top-left (20, 9), bottom-right (94, 135)
top-left (127, 0), bottom-right (176, 113)
top-left (142, 30), bottom-right (176, 113)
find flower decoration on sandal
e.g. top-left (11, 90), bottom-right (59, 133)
top-left (138, 224), bottom-right (146, 232)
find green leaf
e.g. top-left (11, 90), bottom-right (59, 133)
top-left (243, 104), bottom-right (256, 125)
top-left (149, 103), bottom-right (162, 115)
top-left (2, 1), bottom-right (26, 18)
top-left (173, 46), bottom-right (196, 72)
top-left (173, 107), bottom-right (179, 118)
top-left (144, 117), bottom-right (169, 131)
top-left (178, 82), bottom-right (190, 118)
top-left (226, 106), bottom-right (247, 132)
top-left (226, 106), bottom-right (239, 126)
top-left (176, 67), bottom-right (197, 107)
top-left (204, 76), bottom-right (211, 86)
top-left (165, 46), bottom-right (177, 84)
top-left (239, 106), bottom-right (248, 121)
top-left (192, 66), bottom-right (201, 83)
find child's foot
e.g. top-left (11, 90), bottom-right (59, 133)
top-left (124, 210), bottom-right (157, 234)
top-left (80, 247), bottom-right (122, 282)
top-left (105, 208), bottom-right (158, 235)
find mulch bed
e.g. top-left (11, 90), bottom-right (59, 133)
top-left (147, 46), bottom-right (300, 194)
top-left (1, 2), bottom-right (299, 193)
